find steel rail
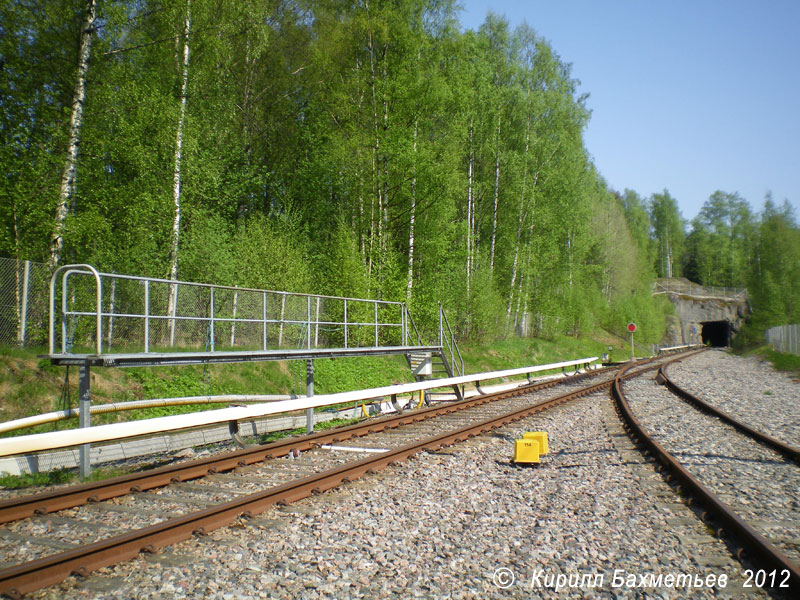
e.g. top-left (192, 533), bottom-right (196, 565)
top-left (0, 352), bottom-right (698, 597)
top-left (658, 364), bottom-right (800, 463)
top-left (0, 362), bottom-right (635, 598)
top-left (0, 368), bottom-right (600, 525)
top-left (612, 366), bottom-right (800, 592)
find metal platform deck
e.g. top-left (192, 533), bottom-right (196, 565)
top-left (43, 345), bottom-right (444, 368)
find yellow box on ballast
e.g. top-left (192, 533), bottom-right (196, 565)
top-left (514, 438), bottom-right (540, 463)
top-left (522, 431), bottom-right (549, 454)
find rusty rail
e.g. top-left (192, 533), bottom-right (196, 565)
top-left (0, 352), bottom-right (697, 597)
top-left (659, 364), bottom-right (800, 463)
top-left (612, 365), bottom-right (800, 592)
top-left (0, 369), bottom-right (600, 526)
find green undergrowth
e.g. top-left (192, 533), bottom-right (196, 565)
top-left (745, 346), bottom-right (800, 376)
top-left (0, 332), bottom-right (629, 440)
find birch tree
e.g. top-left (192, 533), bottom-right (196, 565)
top-left (49, 0), bottom-right (96, 268)
top-left (167, 0), bottom-right (192, 344)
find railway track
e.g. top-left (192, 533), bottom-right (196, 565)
top-left (613, 361), bottom-right (800, 594)
top-left (0, 350), bottom-right (700, 598)
top-left (0, 362), bottom-right (607, 597)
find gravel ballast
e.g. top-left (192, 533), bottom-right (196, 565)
top-left (666, 349), bottom-right (800, 446)
top-left (27, 377), bottom-right (772, 599)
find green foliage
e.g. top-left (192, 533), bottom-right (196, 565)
top-left (649, 190), bottom-right (686, 278)
top-left (4, 0), bottom-right (793, 351)
top-left (744, 346), bottom-right (800, 376)
top-left (127, 368), bottom-right (213, 399)
top-left (0, 469), bottom-right (74, 489)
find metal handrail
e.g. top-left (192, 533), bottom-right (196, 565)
top-left (49, 265), bottom-right (412, 355)
top-left (0, 357), bottom-right (599, 457)
top-left (403, 304), bottom-right (423, 347)
top-left (439, 303), bottom-right (464, 378)
top-left (49, 265), bottom-right (103, 355)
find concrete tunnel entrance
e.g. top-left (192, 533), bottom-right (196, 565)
top-left (700, 320), bottom-right (732, 347)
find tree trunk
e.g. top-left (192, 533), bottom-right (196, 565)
top-left (490, 113), bottom-right (501, 271)
top-left (506, 113), bottom-right (530, 328)
top-left (406, 119), bottom-right (417, 300)
top-left (466, 119), bottom-right (474, 300)
top-left (49, 0), bottom-right (96, 269)
top-left (167, 0), bottom-right (192, 345)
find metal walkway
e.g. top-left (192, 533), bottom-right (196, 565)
top-left (42, 265), bottom-right (464, 476)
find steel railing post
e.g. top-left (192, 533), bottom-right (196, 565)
top-left (262, 292), bottom-right (268, 350)
top-left (344, 299), bottom-right (348, 348)
top-left (402, 303), bottom-right (406, 346)
top-left (144, 280), bottom-right (150, 352)
top-left (315, 297), bottom-right (320, 348)
top-left (209, 287), bottom-right (215, 352)
top-left (61, 275), bottom-right (69, 353)
top-left (107, 276), bottom-right (116, 349)
top-left (307, 296), bottom-right (312, 349)
top-left (279, 294), bottom-right (285, 347)
top-left (438, 301), bottom-right (443, 347)
top-left (374, 302), bottom-right (378, 347)
top-left (230, 287), bottom-right (238, 347)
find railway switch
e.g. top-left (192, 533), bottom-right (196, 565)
top-left (522, 431), bottom-right (549, 455)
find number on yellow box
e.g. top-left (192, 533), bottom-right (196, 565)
top-left (514, 438), bottom-right (540, 463)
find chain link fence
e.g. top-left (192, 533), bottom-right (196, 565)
top-left (0, 258), bottom-right (50, 348)
top-left (0, 259), bottom-right (417, 354)
top-left (653, 279), bottom-right (748, 301)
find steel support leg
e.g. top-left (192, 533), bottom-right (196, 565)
top-left (306, 359), bottom-right (314, 434)
top-left (79, 364), bottom-right (91, 479)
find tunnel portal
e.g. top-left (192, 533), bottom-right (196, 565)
top-left (700, 320), bottom-right (732, 347)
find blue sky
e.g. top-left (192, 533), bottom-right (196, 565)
top-left (458, 0), bottom-right (800, 222)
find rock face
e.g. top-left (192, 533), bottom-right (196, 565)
top-left (654, 278), bottom-right (750, 346)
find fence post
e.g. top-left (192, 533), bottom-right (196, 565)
top-left (79, 364), bottom-right (92, 479)
top-left (18, 260), bottom-right (31, 346)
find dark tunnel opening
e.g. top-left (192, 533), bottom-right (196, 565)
top-left (701, 320), bottom-right (731, 347)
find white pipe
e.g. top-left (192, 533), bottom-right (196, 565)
top-left (0, 395), bottom-right (306, 435)
top-left (0, 357), bottom-right (597, 457)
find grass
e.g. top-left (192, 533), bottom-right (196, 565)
top-left (0, 469), bottom-right (74, 489)
top-left (747, 346), bottom-right (800, 376)
top-left (0, 463), bottom-right (136, 490)
top-left (1, 334), bottom-right (627, 437)
top-left (0, 331), bottom-right (634, 487)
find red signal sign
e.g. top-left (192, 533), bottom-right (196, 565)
top-left (627, 322), bottom-right (637, 333)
